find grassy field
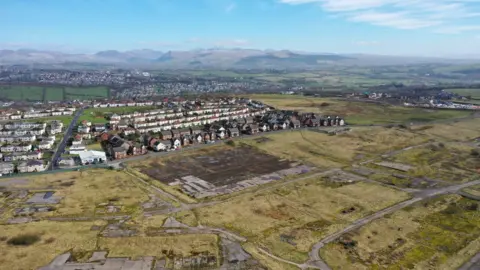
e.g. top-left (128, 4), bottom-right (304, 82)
top-left (98, 234), bottom-right (219, 259)
top-left (240, 128), bottom-right (430, 168)
top-left (187, 177), bottom-right (410, 263)
top-left (24, 115), bottom-right (74, 126)
top-left (463, 185), bottom-right (480, 197)
top-left (0, 169), bottom-right (150, 217)
top-left (411, 117), bottom-right (480, 141)
top-left (320, 195), bottom-right (480, 270)
top-left (0, 220), bottom-right (105, 270)
top-left (449, 88), bottom-right (480, 99)
top-left (388, 143), bottom-right (479, 182)
top-left (0, 85), bottom-right (109, 101)
top-left (250, 94), bottom-right (472, 125)
top-left (79, 106), bottom-right (157, 123)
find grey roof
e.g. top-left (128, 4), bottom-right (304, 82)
top-left (112, 147), bottom-right (126, 153)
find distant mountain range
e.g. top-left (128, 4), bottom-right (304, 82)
top-left (0, 48), bottom-right (478, 68)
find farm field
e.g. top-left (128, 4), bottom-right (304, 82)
top-left (449, 88), bottom-right (480, 99)
top-left (0, 85), bottom-right (109, 101)
top-left (188, 174), bottom-right (410, 263)
top-left (320, 195), bottom-right (480, 270)
top-left (250, 94), bottom-right (472, 125)
top-left (79, 106), bottom-right (157, 123)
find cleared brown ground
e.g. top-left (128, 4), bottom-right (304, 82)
top-left (132, 145), bottom-right (294, 186)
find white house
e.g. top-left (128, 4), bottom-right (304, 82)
top-left (0, 162), bottom-right (15, 175)
top-left (69, 144), bottom-right (86, 154)
top-left (154, 140), bottom-right (172, 151)
top-left (39, 141), bottom-right (53, 150)
top-left (78, 150), bottom-right (107, 165)
top-left (173, 138), bottom-right (181, 149)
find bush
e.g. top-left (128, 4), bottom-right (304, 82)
top-left (7, 234), bottom-right (41, 246)
top-left (225, 140), bottom-right (235, 146)
top-left (465, 203), bottom-right (479, 211)
top-left (471, 149), bottom-right (480, 157)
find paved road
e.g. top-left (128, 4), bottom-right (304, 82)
top-left (49, 107), bottom-right (84, 170)
top-left (305, 179), bottom-right (480, 270)
top-left (458, 252), bottom-right (480, 270)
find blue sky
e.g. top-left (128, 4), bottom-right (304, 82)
top-left (2, 0), bottom-right (480, 56)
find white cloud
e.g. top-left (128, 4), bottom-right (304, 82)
top-left (278, 0), bottom-right (480, 32)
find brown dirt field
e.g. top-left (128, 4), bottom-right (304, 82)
top-left (133, 145), bottom-right (293, 186)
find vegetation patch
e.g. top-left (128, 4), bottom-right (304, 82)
top-left (193, 176), bottom-right (409, 263)
top-left (321, 195), bottom-right (480, 270)
top-left (6, 234), bottom-right (41, 246)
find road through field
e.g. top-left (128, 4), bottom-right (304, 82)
top-left (305, 179), bottom-right (480, 270)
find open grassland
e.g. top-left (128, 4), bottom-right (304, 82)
top-left (0, 169), bottom-right (150, 217)
top-left (189, 177), bottom-right (410, 263)
top-left (250, 94), bottom-right (471, 125)
top-left (449, 88), bottom-right (480, 99)
top-left (98, 234), bottom-right (219, 259)
top-left (64, 86), bottom-right (109, 100)
top-left (79, 106), bottom-right (157, 123)
top-left (411, 117), bottom-right (480, 141)
top-left (0, 220), bottom-right (106, 270)
top-left (0, 85), bottom-right (109, 101)
top-left (320, 195), bottom-right (480, 270)
top-left (24, 115), bottom-right (74, 126)
top-left (242, 243), bottom-right (299, 270)
top-left (241, 128), bottom-right (430, 168)
top-left (387, 143), bottom-right (479, 182)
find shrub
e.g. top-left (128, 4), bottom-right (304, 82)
top-left (465, 203), bottom-right (478, 211)
top-left (7, 234), bottom-right (41, 246)
top-left (44, 237), bottom-right (55, 244)
top-left (471, 149), bottom-right (480, 157)
top-left (225, 140), bottom-right (235, 146)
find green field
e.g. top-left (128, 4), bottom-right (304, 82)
top-left (250, 94), bottom-right (472, 125)
top-left (449, 88), bottom-right (480, 99)
top-left (0, 85), bottom-right (109, 101)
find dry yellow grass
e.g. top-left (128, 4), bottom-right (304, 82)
top-left (0, 171), bottom-right (81, 189)
top-left (98, 234), bottom-right (219, 259)
top-left (242, 127), bottom-right (430, 168)
top-left (51, 169), bottom-right (150, 216)
top-left (174, 210), bottom-right (199, 227)
top-left (242, 243), bottom-right (299, 270)
top-left (194, 177), bottom-right (410, 263)
top-left (0, 169), bottom-right (150, 217)
top-left (412, 118), bottom-right (480, 141)
top-left (125, 168), bottom-right (198, 204)
top-left (390, 143), bottom-right (478, 181)
top-left (0, 220), bottom-right (105, 270)
top-left (321, 195), bottom-right (480, 270)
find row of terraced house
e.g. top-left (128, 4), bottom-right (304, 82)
top-left (0, 107), bottom-right (76, 120)
top-left (109, 105), bottom-right (268, 137)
